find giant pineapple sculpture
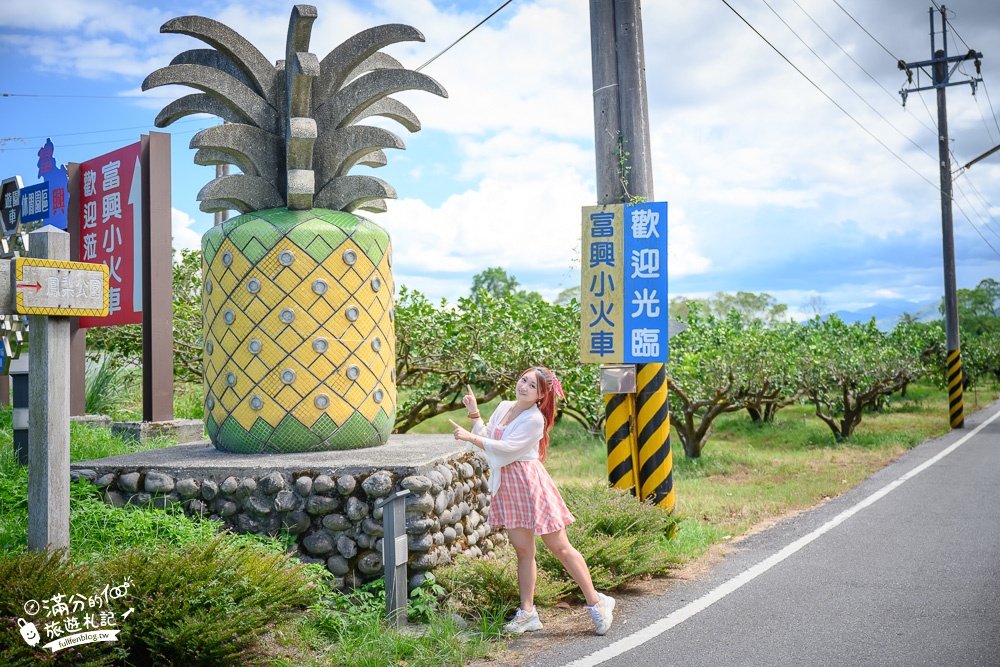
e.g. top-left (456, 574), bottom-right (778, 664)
top-left (143, 5), bottom-right (445, 452)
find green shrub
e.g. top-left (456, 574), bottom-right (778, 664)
top-left (83, 354), bottom-right (130, 417)
top-left (536, 484), bottom-right (681, 593)
top-left (435, 548), bottom-right (572, 617)
top-left (0, 550), bottom-right (113, 666)
top-left (96, 537), bottom-right (323, 666)
top-left (0, 537), bottom-right (322, 666)
top-left (436, 486), bottom-right (680, 615)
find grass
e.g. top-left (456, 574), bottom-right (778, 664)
top-left (546, 382), bottom-right (991, 547)
top-left (0, 380), bottom-right (988, 665)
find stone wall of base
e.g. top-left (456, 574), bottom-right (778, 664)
top-left (70, 451), bottom-right (503, 590)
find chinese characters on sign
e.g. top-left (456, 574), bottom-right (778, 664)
top-left (1, 176), bottom-right (23, 236)
top-left (13, 258), bottom-right (110, 317)
top-left (580, 202), bottom-right (668, 364)
top-left (19, 182), bottom-right (50, 225)
top-left (37, 139), bottom-right (69, 231)
top-left (78, 142), bottom-right (143, 328)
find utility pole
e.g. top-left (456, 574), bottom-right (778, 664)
top-left (899, 6), bottom-right (983, 430)
top-left (213, 162), bottom-right (229, 225)
top-left (589, 0), bottom-right (674, 511)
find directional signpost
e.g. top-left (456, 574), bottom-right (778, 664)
top-left (0, 225), bottom-right (111, 553)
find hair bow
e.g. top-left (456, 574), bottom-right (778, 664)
top-left (541, 367), bottom-right (565, 399)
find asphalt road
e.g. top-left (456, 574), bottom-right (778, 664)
top-left (525, 399), bottom-right (1000, 667)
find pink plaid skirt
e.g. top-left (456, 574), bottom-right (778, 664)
top-left (490, 460), bottom-right (575, 535)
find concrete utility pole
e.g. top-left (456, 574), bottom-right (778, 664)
top-left (590, 0), bottom-right (674, 511)
top-left (899, 6), bottom-right (983, 430)
top-left (213, 162), bottom-right (229, 226)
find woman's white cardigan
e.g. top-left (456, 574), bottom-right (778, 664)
top-left (471, 401), bottom-right (544, 497)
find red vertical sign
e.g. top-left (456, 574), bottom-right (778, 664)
top-left (78, 142), bottom-right (142, 328)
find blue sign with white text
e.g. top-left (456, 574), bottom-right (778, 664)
top-left (623, 201), bottom-right (668, 362)
top-left (19, 182), bottom-right (50, 224)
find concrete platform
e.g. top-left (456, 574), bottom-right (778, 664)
top-left (111, 418), bottom-right (206, 445)
top-left (71, 433), bottom-right (473, 479)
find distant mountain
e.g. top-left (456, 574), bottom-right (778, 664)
top-left (830, 299), bottom-right (940, 331)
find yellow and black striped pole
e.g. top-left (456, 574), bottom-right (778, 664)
top-left (947, 348), bottom-right (965, 429)
top-left (605, 392), bottom-right (638, 493)
top-left (634, 363), bottom-right (674, 510)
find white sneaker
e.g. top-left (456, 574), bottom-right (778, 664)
top-left (503, 607), bottom-right (543, 633)
top-left (587, 593), bottom-right (615, 636)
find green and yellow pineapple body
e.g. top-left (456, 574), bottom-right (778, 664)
top-left (144, 5), bottom-right (445, 452)
top-left (202, 209), bottom-right (394, 452)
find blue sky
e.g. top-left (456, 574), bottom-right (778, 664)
top-left (2, 0), bottom-right (999, 319)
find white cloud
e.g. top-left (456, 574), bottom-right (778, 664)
top-left (171, 207), bottom-right (203, 253)
top-left (3, 0), bottom-right (999, 319)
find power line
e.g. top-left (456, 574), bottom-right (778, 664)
top-left (416, 0), bottom-right (514, 72)
top-left (7, 2), bottom-right (514, 139)
top-left (930, 1), bottom-right (971, 53)
top-left (954, 170), bottom-right (1000, 239)
top-left (829, 0), bottom-right (900, 62)
top-left (980, 78), bottom-right (1000, 139)
top-left (970, 79), bottom-right (998, 146)
top-left (952, 193), bottom-right (1000, 258)
top-left (762, 0), bottom-right (937, 163)
top-left (791, 0), bottom-right (939, 141)
top-left (719, 0), bottom-right (938, 189)
top-left (2, 92), bottom-right (175, 100)
top-left (953, 179), bottom-right (1000, 243)
top-left (0, 125), bottom-right (206, 152)
top-left (15, 117), bottom-right (208, 142)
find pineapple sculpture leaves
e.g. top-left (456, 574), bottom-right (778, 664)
top-left (143, 4), bottom-right (446, 452)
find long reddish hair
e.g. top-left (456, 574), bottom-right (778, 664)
top-left (523, 367), bottom-right (558, 461)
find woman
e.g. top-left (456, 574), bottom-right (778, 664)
top-left (448, 367), bottom-right (615, 636)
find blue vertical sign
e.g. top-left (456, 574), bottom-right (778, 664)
top-left (623, 201), bottom-right (668, 362)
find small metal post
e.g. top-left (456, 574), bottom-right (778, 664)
top-left (374, 489), bottom-right (411, 628)
top-left (9, 353), bottom-right (28, 466)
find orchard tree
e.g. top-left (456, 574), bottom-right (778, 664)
top-left (737, 320), bottom-right (802, 423)
top-left (470, 266), bottom-right (544, 306)
top-left (942, 278), bottom-right (1000, 337)
top-left (668, 309), bottom-right (803, 457)
top-left (394, 287), bottom-right (601, 432)
top-left (798, 316), bottom-right (925, 441)
top-left (962, 330), bottom-right (1000, 389)
top-left (665, 308), bottom-right (750, 458)
top-left (555, 285), bottom-right (580, 305)
top-left (708, 291), bottom-right (789, 323)
top-left (85, 248), bottom-right (203, 383)
top-left (470, 266), bottom-right (519, 300)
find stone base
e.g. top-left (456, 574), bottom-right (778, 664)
top-left (112, 419), bottom-right (205, 445)
top-left (70, 435), bottom-right (502, 589)
top-left (71, 414), bottom-right (113, 430)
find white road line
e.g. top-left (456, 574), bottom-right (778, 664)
top-left (562, 405), bottom-right (1000, 667)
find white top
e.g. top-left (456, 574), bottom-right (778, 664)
top-left (471, 400), bottom-right (544, 496)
